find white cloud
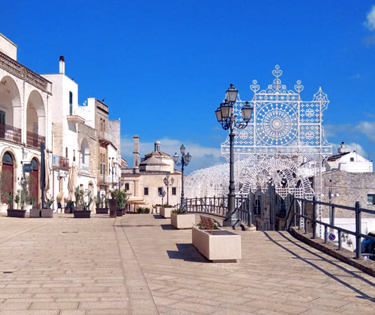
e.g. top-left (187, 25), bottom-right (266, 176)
top-left (121, 136), bottom-right (225, 174)
top-left (356, 121), bottom-right (375, 142)
top-left (365, 5), bottom-right (375, 31)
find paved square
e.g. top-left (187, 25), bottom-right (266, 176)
top-left (0, 213), bottom-right (375, 314)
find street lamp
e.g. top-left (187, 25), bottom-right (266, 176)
top-left (173, 145), bottom-right (192, 209)
top-left (215, 84), bottom-right (253, 226)
top-left (163, 175), bottom-right (174, 206)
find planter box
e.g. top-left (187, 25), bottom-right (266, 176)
top-left (116, 209), bottom-right (123, 217)
top-left (29, 208), bottom-right (41, 218)
top-left (171, 213), bottom-right (196, 229)
top-left (74, 210), bottom-right (91, 218)
top-left (160, 207), bottom-right (174, 218)
top-left (96, 208), bottom-right (108, 214)
top-left (64, 207), bottom-right (73, 214)
top-left (192, 226), bottom-right (241, 262)
top-left (41, 208), bottom-right (54, 218)
top-left (7, 209), bottom-right (26, 218)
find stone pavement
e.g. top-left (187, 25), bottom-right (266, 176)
top-left (0, 213), bottom-right (375, 314)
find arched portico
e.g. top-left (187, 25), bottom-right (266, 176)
top-left (0, 75), bottom-right (22, 143)
top-left (26, 90), bottom-right (45, 149)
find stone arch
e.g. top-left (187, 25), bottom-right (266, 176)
top-left (26, 90), bottom-right (46, 137)
top-left (0, 75), bottom-right (21, 128)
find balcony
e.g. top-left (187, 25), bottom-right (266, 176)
top-left (52, 155), bottom-right (69, 171)
top-left (27, 131), bottom-right (45, 150)
top-left (98, 175), bottom-right (118, 186)
top-left (99, 131), bottom-right (112, 146)
top-left (0, 123), bottom-right (21, 144)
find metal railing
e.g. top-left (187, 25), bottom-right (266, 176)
top-left (182, 196), bottom-right (253, 228)
top-left (27, 131), bottom-right (45, 150)
top-left (0, 123), bottom-right (21, 143)
top-left (289, 197), bottom-right (375, 259)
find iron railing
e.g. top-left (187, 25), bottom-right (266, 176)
top-left (27, 131), bottom-right (45, 150)
top-left (0, 123), bottom-right (21, 143)
top-left (182, 196), bottom-right (253, 228)
top-left (289, 197), bottom-right (375, 259)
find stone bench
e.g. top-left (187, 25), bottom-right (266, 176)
top-left (192, 215), bottom-right (241, 262)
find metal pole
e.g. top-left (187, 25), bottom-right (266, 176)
top-left (41, 142), bottom-right (45, 209)
top-left (224, 123), bottom-right (235, 226)
top-left (355, 201), bottom-right (361, 259)
top-left (166, 183), bottom-right (169, 205)
top-left (181, 160), bottom-right (185, 209)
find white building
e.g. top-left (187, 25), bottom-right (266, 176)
top-left (0, 33), bottom-right (52, 208)
top-left (0, 33), bottom-right (122, 211)
top-left (122, 136), bottom-right (181, 211)
top-left (325, 142), bottom-right (373, 173)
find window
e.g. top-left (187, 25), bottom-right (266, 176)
top-left (158, 187), bottom-right (163, 196)
top-left (69, 91), bottom-right (73, 115)
top-left (66, 147), bottom-right (68, 158)
top-left (125, 183), bottom-right (129, 191)
top-left (172, 187), bottom-right (177, 195)
top-left (350, 157), bottom-right (354, 162)
top-left (367, 194), bottom-right (375, 205)
top-left (144, 187), bottom-right (149, 196)
top-left (0, 110), bottom-right (5, 124)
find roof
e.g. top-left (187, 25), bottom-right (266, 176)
top-left (327, 152), bottom-right (350, 162)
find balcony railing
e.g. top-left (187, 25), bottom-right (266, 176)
top-left (27, 131), bottom-right (45, 150)
top-left (52, 155), bottom-right (69, 170)
top-left (0, 51), bottom-right (52, 94)
top-left (0, 123), bottom-right (21, 144)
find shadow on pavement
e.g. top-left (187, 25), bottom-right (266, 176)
top-left (264, 231), bottom-right (375, 303)
top-left (167, 243), bottom-right (207, 262)
top-left (160, 224), bottom-right (175, 230)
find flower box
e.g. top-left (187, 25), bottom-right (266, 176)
top-left (7, 209), bottom-right (26, 218)
top-left (192, 226), bottom-right (241, 262)
top-left (41, 208), bottom-right (54, 218)
top-left (29, 208), bottom-right (41, 218)
top-left (171, 213), bottom-right (196, 229)
top-left (0, 204), bottom-right (8, 215)
top-left (116, 209), bottom-right (123, 217)
top-left (160, 207), bottom-right (174, 218)
top-left (74, 210), bottom-right (91, 218)
top-left (96, 208), bottom-right (108, 214)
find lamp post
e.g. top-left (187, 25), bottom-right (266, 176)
top-left (215, 84), bottom-right (253, 226)
top-left (173, 145), bottom-right (192, 209)
top-left (163, 175), bottom-right (174, 206)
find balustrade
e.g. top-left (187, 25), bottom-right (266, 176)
top-left (0, 123), bottom-right (21, 143)
top-left (27, 131), bottom-right (45, 150)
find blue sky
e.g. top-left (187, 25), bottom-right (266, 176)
top-left (2, 1), bottom-right (375, 173)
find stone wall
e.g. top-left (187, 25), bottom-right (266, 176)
top-left (322, 170), bottom-right (375, 218)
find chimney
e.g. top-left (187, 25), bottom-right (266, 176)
top-left (133, 135), bottom-right (140, 172)
top-left (154, 140), bottom-right (161, 152)
top-left (59, 56), bottom-right (65, 74)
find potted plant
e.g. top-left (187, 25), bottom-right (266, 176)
top-left (64, 198), bottom-right (74, 213)
top-left (7, 190), bottom-right (26, 218)
top-left (171, 208), bottom-right (196, 229)
top-left (160, 204), bottom-right (175, 218)
top-left (29, 196), bottom-right (40, 218)
top-left (41, 197), bottom-right (54, 218)
top-left (74, 187), bottom-right (92, 218)
top-left (95, 195), bottom-right (108, 214)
